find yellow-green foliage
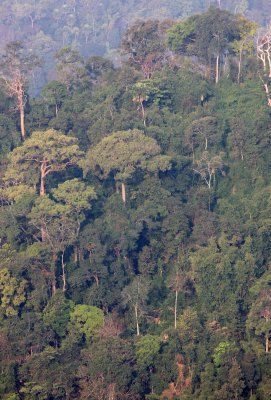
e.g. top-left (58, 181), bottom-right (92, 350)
top-left (0, 268), bottom-right (26, 316)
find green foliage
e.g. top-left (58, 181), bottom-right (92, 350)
top-left (84, 129), bottom-right (171, 182)
top-left (52, 178), bottom-right (96, 213)
top-left (213, 341), bottom-right (232, 367)
top-left (3, 128), bottom-right (84, 197)
top-left (0, 8), bottom-right (271, 398)
top-left (136, 334), bottom-right (161, 368)
top-left (70, 304), bottom-right (104, 340)
top-left (43, 292), bottom-right (74, 339)
top-left (0, 268), bottom-right (26, 316)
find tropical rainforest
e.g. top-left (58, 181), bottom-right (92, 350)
top-left (0, 2), bottom-right (271, 400)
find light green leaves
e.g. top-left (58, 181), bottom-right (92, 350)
top-left (84, 129), bottom-right (171, 182)
top-left (0, 268), bottom-right (27, 316)
top-left (70, 304), bottom-right (104, 340)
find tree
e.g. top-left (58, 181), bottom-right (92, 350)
top-left (10, 0), bottom-right (51, 30)
top-left (193, 151), bottom-right (224, 190)
top-left (257, 26), bottom-right (271, 106)
top-left (121, 276), bottom-right (150, 336)
top-left (121, 19), bottom-right (172, 78)
top-left (136, 334), bottom-right (161, 369)
top-left (3, 129), bottom-right (84, 197)
top-left (228, 117), bottom-right (248, 161)
top-left (41, 81), bottom-right (67, 117)
top-left (167, 8), bottom-right (241, 83)
top-left (29, 179), bottom-right (96, 293)
top-left (29, 196), bottom-right (74, 293)
top-left (184, 116), bottom-right (219, 162)
top-left (0, 268), bottom-right (27, 316)
top-left (247, 287), bottom-right (271, 353)
top-left (55, 47), bottom-right (87, 91)
top-left (43, 291), bottom-right (75, 342)
top-left (83, 129), bottom-right (171, 203)
top-left (0, 41), bottom-right (40, 140)
top-left (190, 235), bottom-right (255, 325)
top-left (69, 304), bottom-right (104, 340)
top-left (131, 79), bottom-right (169, 126)
top-left (178, 307), bottom-right (201, 345)
top-left (168, 259), bottom-right (187, 329)
top-left (232, 17), bottom-right (257, 84)
top-left (215, 359), bottom-right (245, 400)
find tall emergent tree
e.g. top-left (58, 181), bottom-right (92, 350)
top-left (257, 26), bottom-right (271, 106)
top-left (3, 129), bottom-right (84, 197)
top-left (121, 19), bottom-right (173, 79)
top-left (167, 7), bottom-right (241, 83)
top-left (83, 129), bottom-right (171, 203)
top-left (0, 41), bottom-right (40, 140)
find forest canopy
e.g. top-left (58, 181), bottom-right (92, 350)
top-left (1, 2), bottom-right (271, 400)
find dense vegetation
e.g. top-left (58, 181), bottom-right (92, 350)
top-left (1, 5), bottom-right (271, 400)
top-left (0, 0), bottom-right (270, 90)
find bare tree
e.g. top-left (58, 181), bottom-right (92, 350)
top-left (0, 41), bottom-right (40, 140)
top-left (257, 27), bottom-right (271, 106)
top-left (193, 151), bottom-right (225, 190)
top-left (121, 276), bottom-right (150, 336)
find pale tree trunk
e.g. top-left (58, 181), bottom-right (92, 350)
top-left (265, 334), bottom-right (269, 353)
top-left (174, 289), bottom-right (178, 329)
top-left (237, 44), bottom-right (244, 84)
top-left (266, 49), bottom-right (271, 78)
top-left (140, 100), bottom-right (146, 127)
top-left (121, 182), bottom-right (126, 204)
top-left (52, 280), bottom-right (56, 296)
top-left (52, 253), bottom-right (57, 296)
top-left (40, 161), bottom-right (47, 241)
top-left (40, 161), bottom-right (46, 196)
top-left (108, 384), bottom-right (116, 400)
top-left (93, 272), bottom-right (99, 286)
top-left (135, 304), bottom-right (140, 336)
top-left (18, 92), bottom-right (25, 141)
top-left (262, 80), bottom-right (271, 107)
top-left (207, 174), bottom-right (212, 190)
top-left (62, 251), bottom-right (67, 292)
top-left (215, 55), bottom-right (220, 84)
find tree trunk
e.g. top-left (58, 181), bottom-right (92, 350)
top-left (40, 161), bottom-right (46, 196)
top-left (262, 81), bottom-right (271, 107)
top-left (215, 55), bottom-right (220, 84)
top-left (52, 280), bottom-right (56, 296)
top-left (237, 45), bottom-right (243, 84)
top-left (121, 182), bottom-right (126, 204)
top-left (93, 273), bottom-right (99, 286)
top-left (265, 334), bottom-right (269, 353)
top-left (174, 289), bottom-right (178, 329)
top-left (40, 161), bottom-right (47, 240)
top-left (19, 97), bottom-right (25, 141)
top-left (62, 252), bottom-right (67, 292)
top-left (192, 144), bottom-right (195, 164)
top-left (116, 181), bottom-right (119, 194)
top-left (135, 304), bottom-right (140, 336)
top-left (140, 100), bottom-right (146, 127)
top-left (52, 253), bottom-right (58, 295)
